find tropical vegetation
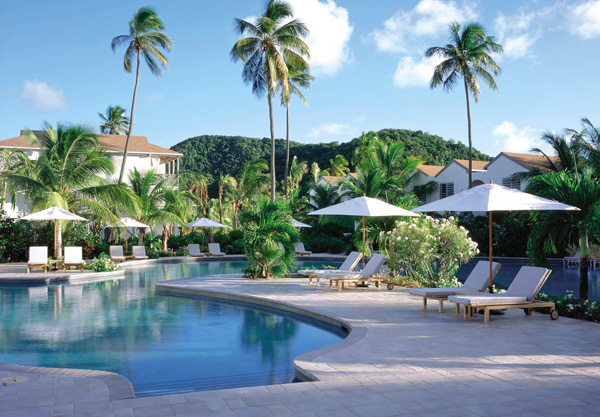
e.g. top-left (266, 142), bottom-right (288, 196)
top-left (98, 105), bottom-right (130, 135)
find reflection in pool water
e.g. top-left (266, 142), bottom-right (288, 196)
top-left (0, 260), bottom-right (345, 397)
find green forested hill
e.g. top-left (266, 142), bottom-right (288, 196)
top-left (171, 128), bottom-right (490, 179)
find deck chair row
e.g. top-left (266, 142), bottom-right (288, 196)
top-left (27, 246), bottom-right (85, 273)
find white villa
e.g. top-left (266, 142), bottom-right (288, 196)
top-left (0, 130), bottom-right (182, 217)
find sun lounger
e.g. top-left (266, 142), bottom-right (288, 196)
top-left (448, 266), bottom-right (558, 323)
top-left (132, 246), bottom-right (149, 260)
top-left (294, 242), bottom-right (312, 256)
top-left (27, 246), bottom-right (48, 273)
top-left (409, 261), bottom-right (501, 312)
top-left (63, 246), bottom-right (85, 271)
top-left (563, 250), bottom-right (580, 268)
top-left (208, 243), bottom-right (225, 257)
top-left (319, 254), bottom-right (387, 291)
top-left (299, 251), bottom-right (363, 286)
top-left (188, 244), bottom-right (205, 257)
top-left (110, 245), bottom-right (126, 262)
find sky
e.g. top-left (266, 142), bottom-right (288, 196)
top-left (1, 0), bottom-right (599, 159)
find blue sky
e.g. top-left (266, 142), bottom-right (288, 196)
top-left (1, 0), bottom-right (599, 158)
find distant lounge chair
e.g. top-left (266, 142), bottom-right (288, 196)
top-left (110, 246), bottom-right (126, 262)
top-left (448, 266), bottom-right (558, 323)
top-left (319, 254), bottom-right (387, 291)
top-left (295, 242), bottom-right (312, 256)
top-left (563, 250), bottom-right (580, 268)
top-left (208, 243), bottom-right (225, 257)
top-left (27, 246), bottom-right (48, 273)
top-left (63, 246), bottom-right (85, 271)
top-left (409, 261), bottom-right (501, 313)
top-left (299, 251), bottom-right (363, 286)
top-left (188, 244), bottom-right (205, 257)
top-left (132, 246), bottom-right (149, 260)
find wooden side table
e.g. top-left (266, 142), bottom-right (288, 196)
top-left (49, 259), bottom-right (63, 271)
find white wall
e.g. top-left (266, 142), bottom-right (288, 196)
top-left (107, 154), bottom-right (164, 183)
top-left (474, 155), bottom-right (528, 190)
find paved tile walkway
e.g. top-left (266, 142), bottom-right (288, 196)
top-left (1, 274), bottom-right (599, 417)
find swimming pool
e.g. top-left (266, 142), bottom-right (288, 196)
top-left (0, 259), bottom-right (345, 397)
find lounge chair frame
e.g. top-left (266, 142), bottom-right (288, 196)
top-left (27, 247), bottom-right (48, 273)
top-left (188, 244), bottom-right (205, 258)
top-left (328, 276), bottom-right (384, 291)
top-left (63, 247), bottom-right (85, 271)
top-left (294, 242), bottom-right (312, 256)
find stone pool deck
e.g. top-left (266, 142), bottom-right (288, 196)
top-left (1, 274), bottom-right (599, 417)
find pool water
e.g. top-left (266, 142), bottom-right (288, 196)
top-left (0, 260), bottom-right (344, 397)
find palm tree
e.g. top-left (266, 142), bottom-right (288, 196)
top-left (187, 173), bottom-right (213, 217)
top-left (2, 123), bottom-right (137, 257)
top-left (352, 131), bottom-right (377, 167)
top-left (98, 105), bottom-right (130, 135)
top-left (288, 156), bottom-right (308, 193)
top-left (426, 22), bottom-right (503, 188)
top-left (526, 169), bottom-right (600, 300)
top-left (0, 148), bottom-right (30, 212)
top-left (309, 162), bottom-right (321, 184)
top-left (369, 138), bottom-right (423, 185)
top-left (281, 65), bottom-right (314, 196)
top-left (571, 117), bottom-right (600, 175)
top-left (231, 0), bottom-right (310, 202)
top-left (307, 182), bottom-right (343, 226)
top-left (112, 7), bottom-right (172, 184)
top-left (225, 159), bottom-right (270, 230)
top-left (325, 154), bottom-right (350, 177)
top-left (218, 174), bottom-right (235, 225)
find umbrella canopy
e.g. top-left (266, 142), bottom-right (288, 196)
top-left (292, 219), bottom-right (312, 228)
top-left (308, 196), bottom-right (419, 266)
top-left (21, 207), bottom-right (87, 222)
top-left (112, 217), bottom-right (150, 229)
top-left (412, 182), bottom-right (580, 290)
top-left (185, 218), bottom-right (227, 228)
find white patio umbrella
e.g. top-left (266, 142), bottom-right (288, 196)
top-left (110, 217), bottom-right (150, 253)
top-left (412, 182), bottom-right (580, 290)
top-left (292, 219), bottom-right (312, 228)
top-left (184, 218), bottom-right (227, 250)
top-left (308, 196), bottom-right (419, 267)
top-left (20, 207), bottom-right (87, 258)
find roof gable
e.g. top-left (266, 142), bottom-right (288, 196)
top-left (417, 164), bottom-right (444, 176)
top-left (486, 152), bottom-right (560, 172)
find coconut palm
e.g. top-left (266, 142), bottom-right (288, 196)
top-left (309, 162), bottom-right (321, 184)
top-left (352, 131), bottom-right (377, 167)
top-left (218, 174), bottom-right (235, 225)
top-left (225, 159), bottom-right (270, 230)
top-left (187, 173), bottom-right (213, 217)
top-left (526, 169), bottom-right (600, 300)
top-left (426, 22), bottom-right (503, 188)
top-left (2, 123), bottom-right (137, 257)
top-left (0, 148), bottom-right (31, 212)
top-left (324, 154), bottom-right (349, 177)
top-left (112, 7), bottom-right (172, 184)
top-left (288, 156), bottom-right (308, 193)
top-left (369, 138), bottom-right (423, 185)
top-left (231, 0), bottom-right (310, 202)
top-left (281, 65), bottom-right (314, 196)
top-left (98, 105), bottom-right (130, 135)
top-left (571, 117), bottom-right (600, 176)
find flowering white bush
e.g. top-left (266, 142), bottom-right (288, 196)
top-left (380, 216), bottom-right (479, 287)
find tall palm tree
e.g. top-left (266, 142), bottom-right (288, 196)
top-left (426, 22), bottom-right (503, 188)
top-left (187, 173), bottom-right (212, 217)
top-left (526, 169), bottom-right (600, 300)
top-left (571, 117), bottom-right (600, 176)
top-left (112, 7), bottom-right (172, 184)
top-left (3, 123), bottom-right (137, 257)
top-left (324, 154), bottom-right (349, 177)
top-left (98, 105), bottom-right (130, 135)
top-left (225, 159), bottom-right (270, 230)
top-left (369, 138), bottom-right (423, 185)
top-left (352, 131), bottom-right (377, 167)
top-left (231, 0), bottom-right (310, 202)
top-left (288, 156), bottom-right (308, 193)
top-left (0, 148), bottom-right (30, 212)
top-left (218, 174), bottom-right (235, 225)
top-left (281, 65), bottom-right (314, 196)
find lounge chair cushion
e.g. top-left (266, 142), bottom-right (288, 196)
top-left (64, 247), bottom-right (84, 264)
top-left (319, 254), bottom-right (387, 279)
top-left (208, 243), bottom-right (225, 255)
top-left (132, 246), bottom-right (148, 259)
top-left (301, 252), bottom-right (362, 276)
top-left (295, 243), bottom-right (312, 254)
top-left (461, 261), bottom-right (501, 291)
top-left (188, 244), bottom-right (204, 257)
top-left (409, 287), bottom-right (482, 297)
top-left (28, 247), bottom-right (48, 264)
top-left (504, 266), bottom-right (549, 301)
top-left (110, 246), bottom-right (125, 259)
top-left (448, 295), bottom-right (528, 306)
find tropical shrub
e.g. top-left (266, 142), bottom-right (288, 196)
top-left (0, 213), bottom-right (53, 262)
top-left (383, 216), bottom-right (479, 287)
top-left (86, 253), bottom-right (119, 272)
top-left (537, 291), bottom-right (600, 322)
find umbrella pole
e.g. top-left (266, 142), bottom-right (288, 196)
top-left (362, 216), bottom-right (366, 268)
top-left (54, 219), bottom-right (57, 259)
top-left (489, 211), bottom-right (493, 293)
top-left (125, 228), bottom-right (128, 254)
top-left (202, 228), bottom-right (205, 252)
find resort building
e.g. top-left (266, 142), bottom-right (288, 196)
top-left (0, 130), bottom-right (182, 217)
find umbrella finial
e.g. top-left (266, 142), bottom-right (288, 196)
top-left (490, 179), bottom-right (493, 184)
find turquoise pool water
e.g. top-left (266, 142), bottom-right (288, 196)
top-left (0, 260), bottom-right (344, 397)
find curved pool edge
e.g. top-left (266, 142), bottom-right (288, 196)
top-left (0, 361), bottom-right (135, 400)
top-left (154, 277), bottom-right (367, 384)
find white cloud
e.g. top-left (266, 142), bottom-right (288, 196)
top-left (146, 93), bottom-right (163, 103)
top-left (21, 80), bottom-right (67, 111)
top-left (393, 55), bottom-right (442, 88)
top-left (567, 0), bottom-right (600, 39)
top-left (502, 34), bottom-right (539, 60)
top-left (368, 0), bottom-right (478, 54)
top-left (493, 10), bottom-right (540, 60)
top-left (492, 121), bottom-right (547, 153)
top-left (287, 0), bottom-right (353, 75)
top-left (309, 122), bottom-right (353, 139)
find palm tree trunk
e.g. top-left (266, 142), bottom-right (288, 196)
top-left (232, 202), bottom-right (238, 230)
top-left (284, 103), bottom-right (290, 197)
top-left (118, 50), bottom-right (141, 184)
top-left (267, 92), bottom-right (276, 202)
top-left (55, 220), bottom-right (62, 259)
top-left (162, 226), bottom-right (169, 251)
top-left (463, 77), bottom-right (473, 189)
top-left (138, 227), bottom-right (145, 246)
top-left (579, 232), bottom-right (590, 300)
top-left (218, 188), bottom-right (223, 224)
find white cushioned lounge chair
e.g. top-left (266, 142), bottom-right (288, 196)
top-left (109, 245), bottom-right (126, 262)
top-left (409, 261), bottom-right (501, 313)
top-left (27, 246), bottom-right (48, 273)
top-left (294, 242), bottom-right (312, 256)
top-left (448, 266), bottom-right (558, 323)
top-left (299, 251), bottom-right (363, 286)
top-left (319, 254), bottom-right (387, 291)
top-left (63, 246), bottom-right (85, 271)
top-left (208, 243), bottom-right (225, 257)
top-left (563, 250), bottom-right (580, 268)
top-left (132, 246), bottom-right (149, 260)
top-left (188, 244), bottom-right (205, 257)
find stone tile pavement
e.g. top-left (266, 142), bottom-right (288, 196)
top-left (1, 274), bottom-right (599, 416)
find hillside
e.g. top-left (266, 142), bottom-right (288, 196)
top-left (171, 128), bottom-right (491, 179)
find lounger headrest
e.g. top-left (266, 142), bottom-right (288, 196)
top-left (339, 252), bottom-right (362, 271)
top-left (462, 261), bottom-right (501, 291)
top-left (362, 253), bottom-right (387, 275)
top-left (64, 247), bottom-right (82, 261)
top-left (506, 266), bottom-right (550, 300)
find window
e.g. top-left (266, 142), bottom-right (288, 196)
top-left (439, 182), bottom-right (454, 199)
top-left (502, 177), bottom-right (520, 190)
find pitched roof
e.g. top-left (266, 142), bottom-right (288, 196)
top-left (417, 164), bottom-right (444, 176)
top-left (494, 152), bottom-right (561, 172)
top-left (0, 130), bottom-right (181, 157)
top-left (453, 159), bottom-right (489, 171)
top-left (319, 175), bottom-right (345, 185)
